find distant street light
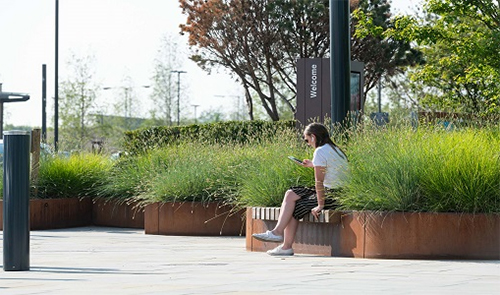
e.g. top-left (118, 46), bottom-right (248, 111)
top-left (192, 104), bottom-right (200, 123)
top-left (171, 70), bottom-right (187, 126)
top-left (103, 85), bottom-right (150, 118)
top-left (215, 94), bottom-right (245, 120)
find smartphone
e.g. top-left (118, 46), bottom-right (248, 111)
top-left (288, 156), bottom-right (303, 164)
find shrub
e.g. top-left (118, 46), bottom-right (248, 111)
top-left (98, 126), bottom-right (316, 207)
top-left (35, 153), bottom-right (112, 199)
top-left (234, 132), bottom-right (314, 207)
top-left (341, 121), bottom-right (500, 213)
top-left (123, 119), bottom-right (296, 154)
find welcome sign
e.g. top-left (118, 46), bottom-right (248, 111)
top-left (296, 58), bottom-right (364, 126)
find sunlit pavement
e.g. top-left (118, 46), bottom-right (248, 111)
top-left (1, 226), bottom-right (499, 294)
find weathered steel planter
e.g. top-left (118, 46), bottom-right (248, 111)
top-left (0, 198), bottom-right (92, 230)
top-left (247, 208), bottom-right (500, 260)
top-left (360, 211), bottom-right (500, 260)
top-left (145, 202), bottom-right (245, 236)
top-left (1, 198), bottom-right (144, 230)
top-left (30, 198), bottom-right (93, 230)
top-left (92, 198), bottom-right (144, 229)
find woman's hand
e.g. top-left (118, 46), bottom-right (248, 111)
top-left (311, 204), bottom-right (324, 220)
top-left (302, 159), bottom-right (314, 168)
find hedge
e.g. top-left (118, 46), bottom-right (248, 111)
top-left (123, 120), bottom-right (297, 154)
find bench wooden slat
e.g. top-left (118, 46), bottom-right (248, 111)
top-left (251, 207), bottom-right (340, 224)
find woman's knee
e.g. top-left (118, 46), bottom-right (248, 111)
top-left (283, 189), bottom-right (300, 203)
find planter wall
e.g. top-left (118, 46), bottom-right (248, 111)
top-left (2, 199), bottom-right (244, 235)
top-left (1, 198), bottom-right (92, 231)
top-left (247, 208), bottom-right (500, 260)
top-left (361, 211), bottom-right (500, 260)
top-left (92, 199), bottom-right (144, 229)
top-left (30, 198), bottom-right (93, 230)
top-left (145, 202), bottom-right (245, 236)
top-left (1, 198), bottom-right (143, 230)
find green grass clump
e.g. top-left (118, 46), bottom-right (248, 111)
top-left (234, 134), bottom-right (314, 207)
top-left (98, 127), bottom-right (316, 208)
top-left (35, 153), bottom-right (112, 199)
top-left (94, 151), bottom-right (169, 203)
top-left (342, 122), bottom-right (500, 213)
top-left (136, 142), bottom-right (243, 204)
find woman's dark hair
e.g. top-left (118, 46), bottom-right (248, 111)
top-left (304, 123), bottom-right (347, 160)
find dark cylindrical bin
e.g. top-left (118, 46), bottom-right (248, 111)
top-left (3, 130), bottom-right (31, 271)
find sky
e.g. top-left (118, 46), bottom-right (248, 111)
top-left (0, 0), bottom-right (420, 128)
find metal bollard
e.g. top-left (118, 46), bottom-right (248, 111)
top-left (3, 130), bottom-right (31, 271)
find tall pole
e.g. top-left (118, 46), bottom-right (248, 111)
top-left (0, 83), bottom-right (3, 136)
top-left (54, 0), bottom-right (59, 150)
top-left (377, 78), bottom-right (382, 113)
top-left (171, 70), bottom-right (186, 126)
top-left (330, 0), bottom-right (351, 125)
top-left (42, 64), bottom-right (47, 143)
top-left (192, 104), bottom-right (199, 123)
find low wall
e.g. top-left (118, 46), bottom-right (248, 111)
top-left (0, 198), bottom-right (93, 230)
top-left (145, 202), bottom-right (245, 236)
top-left (92, 198), bottom-right (144, 229)
top-left (0, 198), bottom-right (144, 230)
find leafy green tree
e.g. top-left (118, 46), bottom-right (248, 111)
top-left (59, 53), bottom-right (99, 150)
top-left (179, 0), bottom-right (421, 120)
top-left (388, 0), bottom-right (500, 115)
top-left (351, 0), bottom-right (424, 100)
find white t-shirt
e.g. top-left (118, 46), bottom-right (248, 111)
top-left (312, 144), bottom-right (349, 189)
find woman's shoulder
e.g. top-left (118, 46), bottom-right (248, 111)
top-left (314, 144), bottom-right (333, 157)
top-left (316, 144), bottom-right (347, 161)
top-left (316, 143), bottom-right (334, 152)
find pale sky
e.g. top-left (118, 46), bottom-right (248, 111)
top-left (0, 0), bottom-right (419, 127)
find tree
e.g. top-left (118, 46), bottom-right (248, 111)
top-left (59, 53), bottom-right (99, 150)
top-left (388, 0), bottom-right (500, 115)
top-left (180, 0), bottom-right (290, 121)
top-left (351, 0), bottom-right (424, 100)
top-left (179, 0), bottom-right (421, 120)
top-left (149, 33), bottom-right (185, 126)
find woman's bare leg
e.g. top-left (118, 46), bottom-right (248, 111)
top-left (281, 217), bottom-right (299, 250)
top-left (271, 190), bottom-right (300, 237)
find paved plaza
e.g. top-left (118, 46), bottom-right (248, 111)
top-left (1, 226), bottom-right (499, 294)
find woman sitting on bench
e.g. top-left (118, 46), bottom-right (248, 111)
top-left (252, 122), bottom-right (349, 256)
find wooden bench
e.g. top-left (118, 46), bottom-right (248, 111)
top-left (251, 206), bottom-right (341, 223)
top-left (246, 207), bottom-right (351, 256)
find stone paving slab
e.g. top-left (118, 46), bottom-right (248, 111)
top-left (1, 226), bottom-right (499, 294)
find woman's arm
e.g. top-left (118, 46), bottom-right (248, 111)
top-left (302, 159), bottom-right (314, 168)
top-left (311, 165), bottom-right (327, 218)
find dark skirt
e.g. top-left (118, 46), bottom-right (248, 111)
top-left (291, 186), bottom-right (338, 220)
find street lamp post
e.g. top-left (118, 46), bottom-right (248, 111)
top-left (55, 0), bottom-right (59, 150)
top-left (192, 104), bottom-right (200, 123)
top-left (0, 90), bottom-right (31, 135)
top-left (171, 70), bottom-right (186, 126)
top-left (0, 83), bottom-right (3, 135)
top-left (215, 94), bottom-right (245, 120)
top-left (102, 85), bottom-right (150, 128)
